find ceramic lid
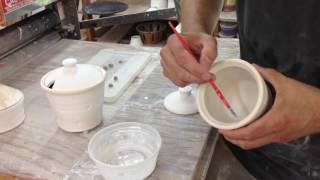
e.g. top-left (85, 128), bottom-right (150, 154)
top-left (164, 86), bottom-right (198, 115)
top-left (0, 84), bottom-right (24, 111)
top-left (43, 58), bottom-right (106, 92)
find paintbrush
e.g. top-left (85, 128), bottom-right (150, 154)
top-left (168, 21), bottom-right (239, 119)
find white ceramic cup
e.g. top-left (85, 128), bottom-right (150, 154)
top-left (130, 35), bottom-right (143, 47)
top-left (42, 83), bottom-right (105, 132)
top-left (197, 59), bottom-right (271, 130)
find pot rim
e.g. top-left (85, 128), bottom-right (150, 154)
top-left (0, 93), bottom-right (24, 112)
top-left (197, 59), bottom-right (267, 130)
top-left (0, 89), bottom-right (24, 111)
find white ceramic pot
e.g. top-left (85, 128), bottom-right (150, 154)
top-left (151, 0), bottom-right (168, 8)
top-left (0, 84), bottom-right (25, 133)
top-left (197, 59), bottom-right (271, 130)
top-left (40, 58), bottom-right (106, 132)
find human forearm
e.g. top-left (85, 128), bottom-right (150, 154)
top-left (181, 0), bottom-right (223, 34)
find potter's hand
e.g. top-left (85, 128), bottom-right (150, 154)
top-left (160, 33), bottom-right (217, 87)
top-left (220, 64), bottom-right (320, 150)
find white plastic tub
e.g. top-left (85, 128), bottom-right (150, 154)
top-left (88, 122), bottom-right (162, 180)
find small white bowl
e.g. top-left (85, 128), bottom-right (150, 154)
top-left (88, 122), bottom-right (161, 180)
top-left (0, 84), bottom-right (25, 133)
top-left (197, 59), bottom-right (271, 130)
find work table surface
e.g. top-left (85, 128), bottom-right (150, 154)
top-left (0, 33), bottom-right (239, 180)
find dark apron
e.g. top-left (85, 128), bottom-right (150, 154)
top-left (227, 1), bottom-right (320, 179)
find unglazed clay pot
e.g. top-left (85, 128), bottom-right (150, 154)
top-left (0, 84), bottom-right (25, 133)
top-left (197, 59), bottom-right (271, 130)
top-left (40, 58), bottom-right (106, 132)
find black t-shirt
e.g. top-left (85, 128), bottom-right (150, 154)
top-left (227, 1), bottom-right (320, 179)
top-left (237, 0), bottom-right (320, 87)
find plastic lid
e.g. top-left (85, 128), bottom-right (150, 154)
top-left (47, 58), bottom-right (105, 91)
top-left (0, 84), bottom-right (23, 110)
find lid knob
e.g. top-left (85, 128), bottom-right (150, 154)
top-left (63, 58), bottom-right (77, 68)
top-left (179, 86), bottom-right (192, 97)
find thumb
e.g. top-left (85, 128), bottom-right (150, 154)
top-left (253, 64), bottom-right (284, 89)
top-left (200, 43), bottom-right (217, 69)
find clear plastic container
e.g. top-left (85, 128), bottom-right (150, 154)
top-left (88, 122), bottom-right (162, 180)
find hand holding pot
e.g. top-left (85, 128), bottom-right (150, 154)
top-left (160, 32), bottom-right (217, 87)
top-left (220, 65), bottom-right (320, 150)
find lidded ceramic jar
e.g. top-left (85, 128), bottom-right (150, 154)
top-left (0, 84), bottom-right (25, 133)
top-left (40, 58), bottom-right (106, 132)
top-left (197, 59), bottom-right (271, 130)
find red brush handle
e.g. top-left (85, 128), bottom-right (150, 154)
top-left (208, 79), bottom-right (231, 108)
top-left (168, 21), bottom-right (236, 114)
top-left (168, 21), bottom-right (198, 61)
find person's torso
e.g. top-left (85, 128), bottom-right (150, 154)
top-left (235, 1), bottom-right (320, 178)
top-left (237, 0), bottom-right (320, 87)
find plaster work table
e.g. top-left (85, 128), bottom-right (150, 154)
top-left (0, 32), bottom-right (240, 180)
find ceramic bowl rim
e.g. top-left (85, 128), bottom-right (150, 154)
top-left (0, 90), bottom-right (24, 111)
top-left (197, 59), bottom-right (265, 130)
top-left (0, 95), bottom-right (25, 133)
top-left (88, 122), bottom-right (162, 169)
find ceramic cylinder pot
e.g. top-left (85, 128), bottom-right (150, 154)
top-left (40, 58), bottom-right (106, 132)
top-left (197, 59), bottom-right (271, 130)
top-left (0, 84), bottom-right (25, 133)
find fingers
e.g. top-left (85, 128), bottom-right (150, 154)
top-left (224, 133), bottom-right (278, 150)
top-left (161, 46), bottom-right (203, 87)
top-left (166, 35), bottom-right (212, 80)
top-left (219, 120), bottom-right (267, 141)
top-left (160, 33), bottom-right (217, 85)
top-left (223, 128), bottom-right (302, 150)
top-left (253, 64), bottom-right (285, 91)
top-left (219, 99), bottom-right (282, 141)
top-left (186, 34), bottom-right (217, 76)
top-left (219, 89), bottom-right (283, 149)
top-left (199, 37), bottom-right (217, 71)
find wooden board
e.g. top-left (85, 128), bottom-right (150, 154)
top-left (0, 34), bottom-right (239, 179)
top-left (97, 24), bottom-right (134, 43)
